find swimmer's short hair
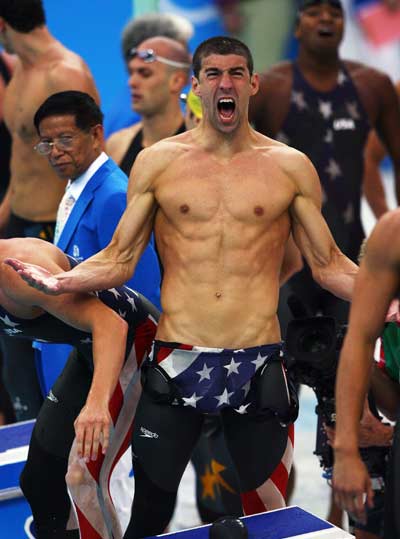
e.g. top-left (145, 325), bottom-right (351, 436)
top-left (192, 36), bottom-right (254, 79)
top-left (34, 91), bottom-right (103, 133)
top-left (0, 0), bottom-right (45, 33)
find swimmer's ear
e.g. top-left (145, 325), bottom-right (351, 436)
top-left (250, 72), bottom-right (259, 96)
top-left (191, 75), bottom-right (200, 97)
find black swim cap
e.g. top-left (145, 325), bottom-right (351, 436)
top-left (209, 517), bottom-right (248, 539)
top-left (298, 0), bottom-right (343, 11)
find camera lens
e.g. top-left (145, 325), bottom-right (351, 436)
top-left (300, 329), bottom-right (333, 354)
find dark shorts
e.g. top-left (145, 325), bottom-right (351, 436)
top-left (6, 212), bottom-right (55, 242)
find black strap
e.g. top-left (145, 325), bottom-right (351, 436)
top-left (0, 54), bottom-right (11, 84)
top-left (119, 121), bottom-right (186, 177)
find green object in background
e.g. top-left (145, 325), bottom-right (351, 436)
top-left (236, 0), bottom-right (294, 72)
top-left (133, 0), bottom-right (159, 15)
top-left (381, 322), bottom-right (400, 383)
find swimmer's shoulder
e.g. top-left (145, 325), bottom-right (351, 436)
top-left (45, 46), bottom-right (99, 101)
top-left (255, 132), bottom-right (316, 182)
top-left (129, 131), bottom-right (192, 184)
top-left (139, 130), bottom-right (193, 162)
top-left (0, 238), bottom-right (71, 283)
top-left (343, 59), bottom-right (396, 97)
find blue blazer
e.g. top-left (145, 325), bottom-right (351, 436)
top-left (56, 158), bottom-right (161, 309)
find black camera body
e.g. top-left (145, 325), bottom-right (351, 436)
top-left (285, 314), bottom-right (388, 482)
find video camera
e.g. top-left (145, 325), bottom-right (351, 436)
top-left (284, 295), bottom-right (388, 481)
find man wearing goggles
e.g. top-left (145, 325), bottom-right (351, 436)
top-left (127, 46), bottom-right (191, 69)
top-left (106, 37), bottom-right (190, 177)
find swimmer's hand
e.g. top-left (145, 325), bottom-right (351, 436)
top-left (74, 399), bottom-right (111, 461)
top-left (332, 451), bottom-right (373, 525)
top-left (4, 258), bottom-right (66, 295)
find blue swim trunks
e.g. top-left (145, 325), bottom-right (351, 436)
top-left (146, 340), bottom-right (284, 414)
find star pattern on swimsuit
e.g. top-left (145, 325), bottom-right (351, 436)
top-left (337, 71), bottom-right (347, 85)
top-left (214, 388), bottom-right (234, 407)
top-left (0, 314), bottom-right (20, 328)
top-left (196, 363), bottom-right (214, 382)
top-left (118, 310), bottom-right (127, 319)
top-left (241, 380), bottom-right (251, 397)
top-left (224, 358), bottom-right (241, 376)
top-left (346, 101), bottom-right (360, 121)
top-left (126, 296), bottom-right (137, 312)
top-left (80, 337), bottom-right (92, 345)
top-left (291, 90), bottom-right (308, 111)
top-left (4, 328), bottom-right (23, 335)
top-left (108, 288), bottom-right (121, 299)
top-left (343, 203), bottom-right (355, 224)
top-left (234, 403), bottom-right (251, 415)
top-left (319, 100), bottom-right (333, 120)
top-left (324, 129), bottom-right (334, 144)
top-left (182, 392), bottom-right (203, 408)
top-left (252, 353), bottom-right (268, 371)
top-left (325, 159), bottom-right (342, 181)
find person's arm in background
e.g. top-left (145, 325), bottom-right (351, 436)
top-left (333, 210), bottom-right (400, 522)
top-left (373, 78), bottom-right (400, 208)
top-left (363, 81), bottom-right (400, 218)
top-left (0, 53), bottom-right (15, 237)
top-left (0, 246), bottom-right (128, 462)
top-left (287, 151), bottom-right (358, 301)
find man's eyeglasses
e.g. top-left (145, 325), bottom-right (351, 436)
top-left (128, 48), bottom-right (190, 69)
top-left (34, 134), bottom-right (79, 156)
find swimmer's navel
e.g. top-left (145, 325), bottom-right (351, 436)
top-left (215, 292), bottom-right (222, 299)
top-left (180, 204), bottom-right (190, 214)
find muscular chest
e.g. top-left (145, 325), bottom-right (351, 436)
top-left (4, 68), bottom-right (47, 142)
top-left (156, 154), bottom-right (292, 229)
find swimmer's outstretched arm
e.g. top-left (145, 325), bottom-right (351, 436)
top-left (5, 148), bottom-right (160, 295)
top-left (1, 251), bottom-right (128, 461)
top-left (286, 151), bottom-right (358, 300)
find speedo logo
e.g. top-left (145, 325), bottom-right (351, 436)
top-left (139, 426), bottom-right (159, 439)
top-left (333, 118), bottom-right (355, 131)
top-left (46, 390), bottom-right (58, 403)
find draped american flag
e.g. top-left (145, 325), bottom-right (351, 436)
top-left (66, 314), bottom-right (157, 539)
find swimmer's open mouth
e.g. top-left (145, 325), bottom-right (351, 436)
top-left (217, 98), bottom-right (235, 120)
top-left (318, 28), bottom-right (334, 37)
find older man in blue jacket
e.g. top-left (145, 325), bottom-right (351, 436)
top-left (33, 90), bottom-right (161, 308)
